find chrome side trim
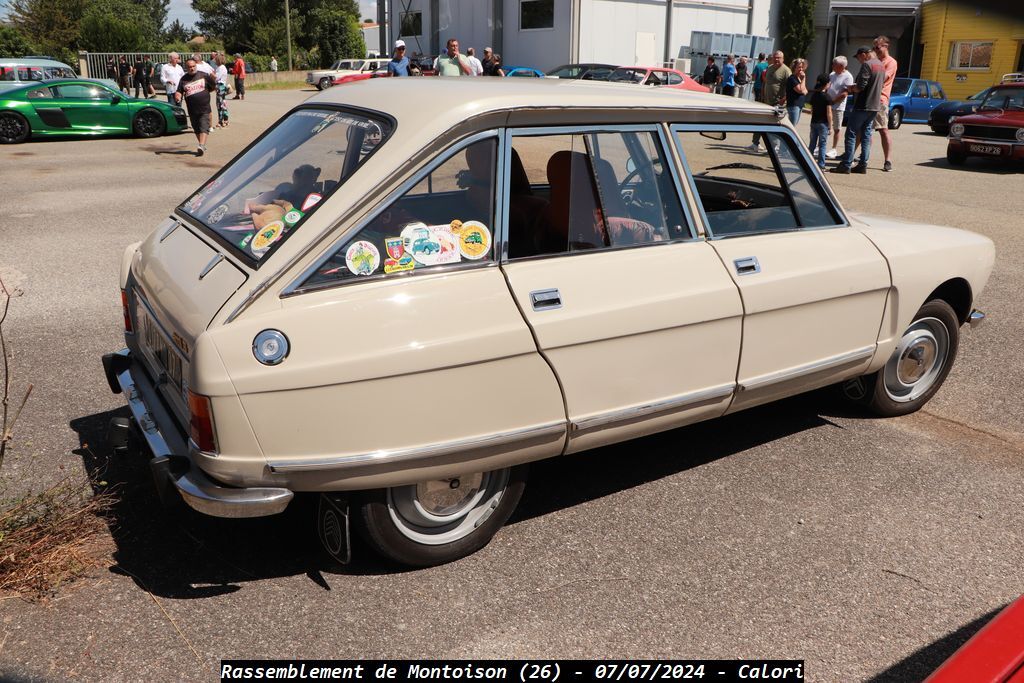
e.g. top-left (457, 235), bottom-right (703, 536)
top-left (198, 253), bottom-right (225, 280)
top-left (571, 383), bottom-right (735, 433)
top-left (159, 220), bottom-right (179, 242)
top-left (739, 344), bottom-right (875, 391)
top-left (267, 420), bottom-right (567, 473)
top-left (969, 309), bottom-right (985, 329)
top-left (111, 349), bottom-right (293, 518)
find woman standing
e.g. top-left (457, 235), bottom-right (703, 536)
top-left (785, 58), bottom-right (808, 125)
top-left (214, 55), bottom-right (230, 128)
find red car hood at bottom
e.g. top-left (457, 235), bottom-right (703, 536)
top-left (952, 108), bottom-right (1024, 127)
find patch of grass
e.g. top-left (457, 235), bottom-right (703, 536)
top-left (0, 478), bottom-right (115, 601)
top-left (245, 80), bottom-right (310, 91)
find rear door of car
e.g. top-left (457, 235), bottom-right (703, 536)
top-left (672, 124), bottom-right (890, 411)
top-left (49, 82), bottom-right (129, 132)
top-left (499, 124), bottom-right (743, 453)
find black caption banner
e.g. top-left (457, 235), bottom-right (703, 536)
top-left (221, 660), bottom-right (804, 683)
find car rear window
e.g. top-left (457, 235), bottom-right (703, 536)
top-left (179, 107), bottom-right (393, 265)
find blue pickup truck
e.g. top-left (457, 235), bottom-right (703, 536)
top-left (887, 78), bottom-right (946, 129)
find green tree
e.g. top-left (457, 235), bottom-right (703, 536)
top-left (193, 0), bottom-right (360, 55)
top-left (78, 0), bottom-right (157, 52)
top-left (7, 0), bottom-right (85, 60)
top-left (310, 8), bottom-right (365, 66)
top-left (139, 0), bottom-right (171, 34)
top-left (164, 19), bottom-right (194, 44)
top-left (0, 26), bottom-right (36, 58)
top-left (779, 0), bottom-right (816, 63)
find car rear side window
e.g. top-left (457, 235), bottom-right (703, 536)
top-left (300, 137), bottom-right (497, 289)
top-left (675, 129), bottom-right (842, 237)
top-left (27, 87), bottom-right (53, 99)
top-left (180, 107), bottom-right (392, 265)
top-left (506, 129), bottom-right (690, 259)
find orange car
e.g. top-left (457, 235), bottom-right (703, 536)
top-left (607, 66), bottom-right (709, 93)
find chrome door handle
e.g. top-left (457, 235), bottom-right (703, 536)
top-left (530, 288), bottom-right (562, 311)
top-left (734, 256), bottom-right (761, 276)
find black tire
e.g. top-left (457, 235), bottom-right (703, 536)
top-left (0, 111), bottom-right (30, 144)
top-left (888, 107), bottom-right (902, 130)
top-left (133, 108), bottom-right (166, 138)
top-left (841, 299), bottom-right (960, 418)
top-left (947, 148), bottom-right (967, 166)
top-left (354, 465), bottom-right (528, 567)
top-left (931, 126), bottom-right (949, 136)
top-left (317, 77), bottom-right (331, 90)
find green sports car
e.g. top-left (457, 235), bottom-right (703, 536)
top-left (0, 78), bottom-right (187, 144)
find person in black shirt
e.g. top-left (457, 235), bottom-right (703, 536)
top-left (132, 56), bottom-right (152, 99)
top-left (701, 56), bottom-right (720, 93)
top-left (808, 74), bottom-right (832, 169)
top-left (175, 58), bottom-right (217, 156)
top-left (785, 58), bottom-right (808, 125)
top-left (734, 56), bottom-right (749, 98)
top-left (117, 56), bottom-right (131, 94)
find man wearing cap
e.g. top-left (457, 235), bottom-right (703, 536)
top-left (433, 38), bottom-right (472, 76)
top-left (481, 47), bottom-right (500, 76)
top-left (388, 40), bottom-right (410, 76)
top-left (831, 46), bottom-right (885, 175)
top-left (231, 53), bottom-right (246, 100)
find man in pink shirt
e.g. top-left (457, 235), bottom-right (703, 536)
top-left (874, 35), bottom-right (897, 171)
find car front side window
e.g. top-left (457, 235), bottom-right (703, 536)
top-left (300, 137), bottom-right (497, 289)
top-left (675, 129), bottom-right (842, 237)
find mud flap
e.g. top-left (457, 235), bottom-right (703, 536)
top-left (317, 494), bottom-right (351, 565)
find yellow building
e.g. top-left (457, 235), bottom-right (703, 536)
top-left (920, 0), bottom-right (1024, 100)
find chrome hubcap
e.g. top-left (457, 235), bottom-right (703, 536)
top-left (388, 469), bottom-right (509, 546)
top-left (883, 317), bottom-right (949, 403)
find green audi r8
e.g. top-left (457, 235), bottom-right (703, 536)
top-left (0, 78), bottom-right (187, 144)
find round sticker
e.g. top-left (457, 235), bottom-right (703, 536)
top-left (458, 221), bottom-right (491, 260)
top-left (402, 223), bottom-right (461, 267)
top-left (345, 240), bottom-right (380, 276)
top-left (284, 209), bottom-right (304, 227)
top-left (449, 219), bottom-right (463, 234)
top-left (250, 220), bottom-right (284, 256)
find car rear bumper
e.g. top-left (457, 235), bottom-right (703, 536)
top-left (102, 349), bottom-right (293, 518)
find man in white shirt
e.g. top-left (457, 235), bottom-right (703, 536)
top-left (825, 55), bottom-right (854, 158)
top-left (465, 47), bottom-right (483, 76)
top-left (193, 53), bottom-right (215, 76)
top-left (160, 52), bottom-right (184, 105)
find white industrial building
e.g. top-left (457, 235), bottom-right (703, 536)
top-left (385, 0), bottom-right (779, 72)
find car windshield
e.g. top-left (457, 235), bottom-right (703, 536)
top-left (892, 78), bottom-right (912, 95)
top-left (979, 86), bottom-right (1024, 110)
top-left (609, 68), bottom-right (646, 83)
top-left (547, 65), bottom-right (580, 78)
top-left (180, 108), bottom-right (393, 264)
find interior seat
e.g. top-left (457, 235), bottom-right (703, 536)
top-left (536, 150), bottom-right (608, 252)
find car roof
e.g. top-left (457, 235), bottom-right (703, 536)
top-left (0, 57), bottom-right (75, 68)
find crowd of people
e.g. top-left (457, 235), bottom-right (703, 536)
top-left (386, 39), bottom-right (507, 77)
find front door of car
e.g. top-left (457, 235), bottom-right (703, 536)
top-left (49, 83), bottom-right (129, 132)
top-left (907, 80), bottom-right (930, 120)
top-left (500, 126), bottom-right (743, 453)
top-left (240, 133), bottom-right (569, 477)
top-left (673, 125), bottom-right (890, 411)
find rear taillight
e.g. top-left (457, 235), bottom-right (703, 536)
top-left (121, 289), bottom-right (133, 333)
top-left (188, 390), bottom-right (218, 453)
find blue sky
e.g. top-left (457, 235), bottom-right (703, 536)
top-left (170, 0), bottom-right (379, 27)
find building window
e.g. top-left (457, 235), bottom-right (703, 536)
top-left (948, 41), bottom-right (993, 70)
top-left (520, 0), bottom-right (554, 30)
top-left (400, 11), bottom-right (422, 37)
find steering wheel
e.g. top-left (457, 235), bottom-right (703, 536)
top-left (617, 158), bottom-right (662, 195)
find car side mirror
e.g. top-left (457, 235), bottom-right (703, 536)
top-left (111, 94), bottom-right (122, 104)
top-left (700, 131), bottom-right (727, 141)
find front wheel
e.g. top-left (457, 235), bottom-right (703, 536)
top-left (133, 108), bottom-right (166, 138)
top-left (0, 111), bottom-right (30, 144)
top-left (947, 148), bottom-right (967, 166)
top-left (317, 77), bottom-right (331, 90)
top-left (888, 107), bottom-right (902, 129)
top-left (354, 465), bottom-right (528, 566)
top-left (841, 299), bottom-right (960, 417)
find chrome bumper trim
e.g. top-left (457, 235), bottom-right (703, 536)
top-left (268, 421), bottom-right (567, 473)
top-left (739, 344), bottom-right (876, 392)
top-left (572, 383), bottom-right (736, 433)
top-left (108, 349), bottom-right (293, 518)
top-left (969, 309), bottom-right (986, 329)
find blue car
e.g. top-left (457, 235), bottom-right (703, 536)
top-left (504, 66), bottom-right (546, 78)
top-left (887, 78), bottom-right (946, 129)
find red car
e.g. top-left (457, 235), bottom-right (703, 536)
top-left (926, 595), bottom-right (1024, 682)
top-left (946, 75), bottom-right (1024, 167)
top-left (607, 66), bottom-right (709, 93)
top-left (332, 66), bottom-right (389, 86)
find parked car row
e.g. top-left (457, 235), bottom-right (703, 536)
top-left (946, 76), bottom-right (1024, 167)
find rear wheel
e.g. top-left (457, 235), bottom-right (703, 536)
top-left (931, 125), bottom-right (949, 136)
top-left (0, 111), bottom-right (30, 144)
top-left (888, 107), bottom-right (902, 129)
top-left (841, 299), bottom-right (959, 417)
top-left (317, 77), bottom-right (331, 90)
top-left (133, 108), bottom-right (166, 138)
top-left (947, 148), bottom-right (967, 166)
top-left (354, 465), bottom-right (527, 567)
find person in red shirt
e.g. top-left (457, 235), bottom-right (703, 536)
top-left (873, 35), bottom-right (898, 171)
top-left (231, 53), bottom-right (246, 100)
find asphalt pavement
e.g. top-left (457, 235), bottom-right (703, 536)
top-left (0, 89), bottom-right (1022, 682)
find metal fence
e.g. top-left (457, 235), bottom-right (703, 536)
top-left (79, 51), bottom-right (216, 80)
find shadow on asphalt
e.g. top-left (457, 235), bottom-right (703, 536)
top-left (866, 603), bottom-right (1005, 682)
top-left (69, 390), bottom-right (863, 597)
top-left (917, 157), bottom-right (1022, 174)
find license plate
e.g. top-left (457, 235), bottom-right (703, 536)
top-left (137, 300), bottom-right (187, 402)
top-left (969, 144), bottom-right (1003, 156)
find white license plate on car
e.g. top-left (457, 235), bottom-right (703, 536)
top-left (969, 144), bottom-right (1003, 156)
top-left (137, 302), bottom-right (187, 400)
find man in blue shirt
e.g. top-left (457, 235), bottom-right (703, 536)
top-left (388, 40), bottom-right (410, 77)
top-left (721, 54), bottom-right (737, 96)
